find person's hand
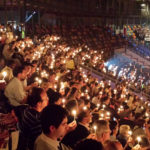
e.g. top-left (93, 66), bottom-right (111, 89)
top-left (31, 82), bottom-right (38, 87)
top-left (87, 133), bottom-right (97, 140)
top-left (131, 144), bottom-right (141, 150)
top-left (67, 120), bottom-right (77, 133)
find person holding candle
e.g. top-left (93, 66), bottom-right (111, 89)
top-left (62, 110), bottom-right (93, 148)
top-left (65, 100), bottom-right (78, 123)
top-left (0, 59), bottom-right (18, 83)
top-left (34, 104), bottom-right (71, 150)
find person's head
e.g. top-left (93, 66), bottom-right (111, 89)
top-left (104, 140), bottom-right (123, 150)
top-left (74, 139), bottom-right (103, 150)
top-left (101, 96), bottom-right (110, 105)
top-left (49, 72), bottom-right (55, 82)
top-left (41, 104), bottom-right (68, 140)
top-left (78, 99), bottom-right (85, 112)
top-left (13, 66), bottom-right (28, 80)
top-left (119, 125), bottom-right (131, 138)
top-left (84, 99), bottom-right (91, 108)
top-left (139, 135), bottom-right (150, 149)
top-left (48, 90), bottom-right (62, 105)
top-left (27, 87), bottom-right (49, 112)
top-left (65, 99), bottom-right (78, 113)
top-left (24, 64), bottom-right (32, 76)
top-left (7, 60), bottom-right (17, 69)
top-left (95, 120), bottom-right (111, 143)
top-left (68, 87), bottom-right (78, 99)
top-left (30, 61), bottom-right (37, 74)
top-left (77, 110), bottom-right (92, 125)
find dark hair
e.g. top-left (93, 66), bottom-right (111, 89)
top-left (140, 136), bottom-right (150, 148)
top-left (68, 87), bottom-right (77, 99)
top-left (77, 110), bottom-right (90, 122)
top-left (48, 91), bottom-right (62, 104)
top-left (109, 121), bottom-right (117, 135)
top-left (78, 99), bottom-right (84, 106)
top-left (74, 139), bottom-right (103, 150)
top-left (13, 66), bottom-right (25, 77)
top-left (27, 87), bottom-right (43, 107)
top-left (65, 100), bottom-right (78, 112)
top-left (41, 104), bottom-right (68, 134)
top-left (101, 96), bottom-right (109, 103)
top-left (7, 60), bottom-right (16, 67)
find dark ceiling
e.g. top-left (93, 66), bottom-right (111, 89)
top-left (0, 0), bottom-right (149, 17)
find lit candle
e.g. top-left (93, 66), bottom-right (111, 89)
top-left (93, 125), bottom-right (97, 134)
top-left (102, 104), bottom-right (106, 110)
top-left (38, 79), bottom-right (42, 86)
top-left (136, 136), bottom-right (142, 145)
top-left (97, 103), bottom-right (100, 108)
top-left (62, 98), bottom-right (66, 107)
top-left (128, 131), bottom-right (132, 136)
top-left (83, 106), bottom-right (87, 110)
top-left (72, 110), bottom-right (77, 120)
top-left (2, 71), bottom-right (7, 80)
top-left (137, 136), bottom-right (141, 144)
top-left (100, 113), bottom-right (104, 118)
top-left (106, 112), bottom-right (110, 116)
top-left (54, 84), bottom-right (57, 90)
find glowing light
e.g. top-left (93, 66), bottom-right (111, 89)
top-left (72, 110), bottom-right (77, 120)
top-left (83, 106), bottom-right (87, 110)
top-left (2, 71), bottom-right (7, 79)
top-left (128, 131), bottom-right (132, 136)
top-left (93, 125), bottom-right (97, 134)
top-left (137, 136), bottom-right (141, 143)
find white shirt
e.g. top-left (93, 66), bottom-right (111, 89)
top-left (34, 133), bottom-right (59, 150)
top-left (34, 133), bottom-right (71, 150)
top-left (4, 77), bottom-right (26, 106)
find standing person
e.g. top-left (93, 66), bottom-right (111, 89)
top-left (34, 104), bottom-right (71, 150)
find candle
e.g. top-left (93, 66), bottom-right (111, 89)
top-left (83, 106), bottom-right (87, 110)
top-left (137, 136), bottom-right (141, 144)
top-left (100, 113), bottom-right (104, 118)
top-left (62, 98), bottom-right (66, 107)
top-left (102, 104), bottom-right (106, 109)
top-left (128, 131), bottom-right (132, 136)
top-left (72, 110), bottom-right (77, 120)
top-left (106, 112), bottom-right (110, 116)
top-left (93, 125), bottom-right (97, 134)
top-left (38, 79), bottom-right (42, 86)
top-left (2, 71), bottom-right (7, 80)
top-left (97, 103), bottom-right (100, 108)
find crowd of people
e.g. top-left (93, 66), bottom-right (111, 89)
top-left (0, 24), bottom-right (149, 150)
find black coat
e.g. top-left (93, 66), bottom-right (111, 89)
top-left (62, 123), bottom-right (90, 148)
